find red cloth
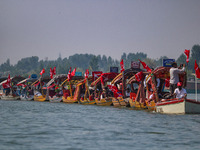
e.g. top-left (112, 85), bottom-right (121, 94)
top-left (184, 49), bottom-right (190, 63)
top-left (84, 69), bottom-right (89, 79)
top-left (120, 59), bottom-right (125, 72)
top-left (40, 68), bottom-right (45, 76)
top-left (139, 59), bottom-right (152, 72)
top-left (135, 71), bottom-right (143, 82)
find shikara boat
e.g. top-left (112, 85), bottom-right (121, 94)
top-left (17, 76), bottom-right (37, 101)
top-left (32, 76), bottom-right (51, 102)
top-left (91, 72), bottom-right (118, 106)
top-left (126, 72), bottom-right (149, 109)
top-left (46, 74), bottom-right (68, 102)
top-left (110, 68), bottom-right (145, 107)
top-left (0, 75), bottom-right (25, 100)
top-left (74, 77), bottom-right (96, 105)
top-left (144, 66), bottom-right (199, 114)
top-left (61, 76), bottom-right (84, 103)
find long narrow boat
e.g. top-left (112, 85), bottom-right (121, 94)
top-left (74, 77), bottom-right (96, 105)
top-left (91, 72), bottom-right (118, 106)
top-left (126, 71), bottom-right (149, 109)
top-left (143, 66), bottom-right (200, 114)
top-left (32, 76), bottom-right (51, 102)
top-left (0, 75), bottom-right (25, 100)
top-left (156, 98), bottom-right (200, 114)
top-left (61, 76), bottom-right (84, 103)
top-left (46, 74), bottom-right (68, 102)
top-left (110, 68), bottom-right (145, 107)
top-left (17, 76), bottom-right (37, 101)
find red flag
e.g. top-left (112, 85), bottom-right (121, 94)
top-left (7, 74), bottom-right (11, 83)
top-left (67, 67), bottom-right (72, 81)
top-left (120, 59), bottom-right (125, 72)
top-left (34, 81), bottom-right (40, 87)
top-left (85, 69), bottom-right (89, 79)
top-left (139, 59), bottom-right (152, 72)
top-left (40, 68), bottom-right (45, 76)
top-left (184, 49), bottom-right (190, 63)
top-left (194, 60), bottom-right (200, 79)
top-left (53, 67), bottom-right (56, 75)
top-left (2, 74), bottom-right (11, 88)
top-left (135, 71), bottom-right (144, 82)
top-left (50, 68), bottom-right (53, 79)
top-left (17, 83), bottom-right (27, 87)
top-left (71, 68), bottom-right (76, 77)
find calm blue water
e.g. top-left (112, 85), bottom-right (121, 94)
top-left (0, 94), bottom-right (200, 150)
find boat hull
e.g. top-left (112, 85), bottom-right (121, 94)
top-left (1, 95), bottom-right (20, 100)
top-left (20, 95), bottom-right (34, 101)
top-left (156, 99), bottom-right (200, 114)
top-left (79, 99), bottom-right (96, 105)
top-left (49, 96), bottom-right (62, 102)
top-left (62, 96), bottom-right (78, 103)
top-left (34, 95), bottom-right (47, 102)
top-left (95, 97), bottom-right (113, 106)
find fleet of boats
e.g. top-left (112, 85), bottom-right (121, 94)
top-left (0, 61), bottom-right (200, 114)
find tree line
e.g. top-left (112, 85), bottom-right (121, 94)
top-left (0, 44), bottom-right (200, 79)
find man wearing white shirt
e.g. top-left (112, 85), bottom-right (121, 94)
top-left (170, 62), bottom-right (185, 94)
top-left (174, 82), bottom-right (187, 99)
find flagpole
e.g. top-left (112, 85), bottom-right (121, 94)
top-left (195, 75), bottom-right (197, 102)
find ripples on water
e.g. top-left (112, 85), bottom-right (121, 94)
top-left (0, 96), bottom-right (200, 150)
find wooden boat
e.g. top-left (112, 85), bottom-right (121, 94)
top-left (110, 68), bottom-right (145, 107)
top-left (90, 72), bottom-right (118, 106)
top-left (126, 71), bottom-right (149, 109)
top-left (17, 76), bottom-right (37, 101)
top-left (144, 66), bottom-right (191, 113)
top-left (156, 98), bottom-right (200, 114)
top-left (20, 94), bottom-right (34, 101)
top-left (32, 76), bottom-right (51, 102)
top-left (46, 74), bottom-right (68, 102)
top-left (61, 76), bottom-right (84, 103)
top-left (0, 75), bottom-right (25, 100)
top-left (73, 77), bottom-right (96, 105)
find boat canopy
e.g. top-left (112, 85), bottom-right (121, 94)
top-left (91, 72), bottom-right (118, 87)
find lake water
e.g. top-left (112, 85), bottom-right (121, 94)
top-left (0, 94), bottom-right (200, 150)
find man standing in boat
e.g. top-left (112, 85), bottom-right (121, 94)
top-left (170, 62), bottom-right (185, 95)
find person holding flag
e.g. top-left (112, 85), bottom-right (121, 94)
top-left (169, 62), bottom-right (185, 94)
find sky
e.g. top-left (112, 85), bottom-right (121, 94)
top-left (0, 0), bottom-right (200, 65)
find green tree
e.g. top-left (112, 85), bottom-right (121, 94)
top-left (89, 56), bottom-right (99, 71)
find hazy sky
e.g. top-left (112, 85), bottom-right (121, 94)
top-left (1, 0), bottom-right (200, 65)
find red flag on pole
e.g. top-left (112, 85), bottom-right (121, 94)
top-left (120, 59), bottom-right (125, 72)
top-left (194, 60), bottom-right (200, 79)
top-left (184, 49), bottom-right (190, 63)
top-left (53, 67), bottom-right (56, 75)
top-left (40, 68), bottom-right (45, 76)
top-left (2, 74), bottom-right (11, 88)
top-left (135, 71), bottom-right (144, 82)
top-left (50, 68), bottom-right (53, 79)
top-left (85, 69), bottom-right (89, 79)
top-left (71, 68), bottom-right (76, 77)
top-left (67, 67), bottom-right (72, 81)
top-left (139, 59), bottom-right (152, 72)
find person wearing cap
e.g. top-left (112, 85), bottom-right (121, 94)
top-left (170, 62), bottom-right (185, 94)
top-left (173, 82), bottom-right (187, 99)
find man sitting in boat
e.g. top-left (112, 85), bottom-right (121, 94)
top-left (173, 82), bottom-right (187, 99)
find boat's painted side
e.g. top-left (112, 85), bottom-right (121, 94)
top-left (95, 97), bottom-right (113, 106)
top-left (34, 95), bottom-right (46, 102)
top-left (79, 99), bottom-right (96, 105)
top-left (49, 96), bottom-right (62, 102)
top-left (1, 95), bottom-right (20, 100)
top-left (20, 95), bottom-right (34, 101)
top-left (62, 96), bottom-right (78, 103)
top-left (156, 99), bottom-right (200, 114)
